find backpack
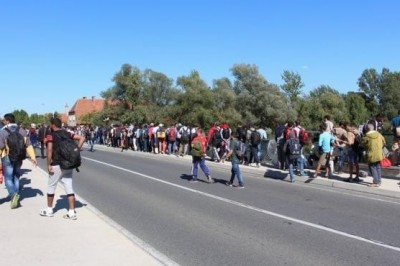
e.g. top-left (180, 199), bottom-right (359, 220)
top-left (191, 140), bottom-right (204, 157)
top-left (222, 128), bottom-right (231, 140)
top-left (4, 127), bottom-right (27, 162)
top-left (212, 129), bottom-right (223, 146)
top-left (298, 128), bottom-right (310, 145)
top-left (234, 140), bottom-right (245, 159)
top-left (237, 127), bottom-right (247, 142)
top-left (141, 128), bottom-right (148, 140)
top-left (250, 131), bottom-right (261, 146)
top-left (168, 127), bottom-right (177, 141)
top-left (352, 133), bottom-right (363, 151)
top-left (157, 129), bottom-right (166, 139)
top-left (288, 138), bottom-right (301, 157)
top-left (54, 130), bottom-right (81, 170)
top-left (180, 128), bottom-right (190, 143)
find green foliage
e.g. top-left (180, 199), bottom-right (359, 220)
top-left (280, 70), bottom-right (305, 103)
top-left (231, 64), bottom-right (296, 128)
top-left (343, 92), bottom-right (369, 126)
top-left (89, 64), bottom-right (400, 133)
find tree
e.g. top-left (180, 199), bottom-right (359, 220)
top-left (343, 92), bottom-right (369, 126)
top-left (304, 85), bottom-right (349, 129)
top-left (357, 68), bottom-right (389, 115)
top-left (12, 109), bottom-right (29, 127)
top-left (175, 70), bottom-right (216, 128)
top-left (231, 64), bottom-right (296, 128)
top-left (280, 70), bottom-right (305, 103)
top-left (142, 69), bottom-right (178, 107)
top-left (211, 78), bottom-right (242, 126)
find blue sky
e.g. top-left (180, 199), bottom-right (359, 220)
top-left (1, 0), bottom-right (399, 116)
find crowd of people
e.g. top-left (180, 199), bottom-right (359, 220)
top-left (2, 110), bottom-right (400, 215)
top-left (274, 113), bottom-right (400, 187)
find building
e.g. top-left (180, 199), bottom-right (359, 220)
top-left (68, 96), bottom-right (105, 127)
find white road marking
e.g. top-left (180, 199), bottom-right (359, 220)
top-left (93, 145), bottom-right (400, 205)
top-left (84, 156), bottom-right (400, 253)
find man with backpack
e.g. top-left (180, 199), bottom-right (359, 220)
top-left (220, 123), bottom-right (231, 162)
top-left (178, 124), bottom-right (190, 156)
top-left (275, 122), bottom-right (287, 170)
top-left (166, 124), bottom-right (177, 155)
top-left (190, 128), bottom-right (213, 183)
top-left (225, 131), bottom-right (245, 188)
top-left (285, 132), bottom-right (301, 183)
top-left (343, 124), bottom-right (361, 182)
top-left (40, 117), bottom-right (85, 220)
top-left (249, 127), bottom-right (261, 167)
top-left (293, 120), bottom-right (309, 176)
top-left (0, 113), bottom-right (37, 209)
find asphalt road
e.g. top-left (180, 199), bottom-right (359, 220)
top-left (36, 146), bottom-right (400, 266)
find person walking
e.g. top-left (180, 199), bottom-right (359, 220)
top-left (225, 132), bottom-right (245, 188)
top-left (363, 123), bottom-right (386, 187)
top-left (190, 128), bottom-right (213, 183)
top-left (0, 113), bottom-right (37, 209)
top-left (40, 117), bottom-right (85, 219)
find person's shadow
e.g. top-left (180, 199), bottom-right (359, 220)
top-left (53, 195), bottom-right (87, 214)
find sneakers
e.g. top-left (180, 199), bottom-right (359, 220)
top-left (236, 184), bottom-right (245, 189)
top-left (63, 213), bottom-right (77, 220)
top-left (207, 175), bottom-right (215, 183)
top-left (189, 178), bottom-right (198, 183)
top-left (10, 193), bottom-right (20, 209)
top-left (40, 209), bottom-right (54, 217)
top-left (226, 181), bottom-right (233, 187)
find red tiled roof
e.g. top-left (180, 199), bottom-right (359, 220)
top-left (69, 97), bottom-right (105, 123)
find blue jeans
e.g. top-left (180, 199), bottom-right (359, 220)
top-left (192, 156), bottom-right (210, 179)
top-left (257, 143), bottom-right (262, 161)
top-left (230, 163), bottom-right (244, 186)
top-left (1, 156), bottom-right (22, 197)
top-left (337, 147), bottom-right (345, 172)
top-left (287, 158), bottom-right (297, 181)
top-left (369, 162), bottom-right (382, 184)
top-left (168, 141), bottom-right (176, 154)
top-left (297, 147), bottom-right (305, 174)
top-left (88, 139), bottom-right (95, 151)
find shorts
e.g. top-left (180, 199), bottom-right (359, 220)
top-left (318, 153), bottom-right (330, 166)
top-left (47, 165), bottom-right (74, 195)
top-left (347, 149), bottom-right (359, 164)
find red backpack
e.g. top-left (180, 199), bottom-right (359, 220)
top-left (168, 127), bottom-right (176, 141)
top-left (299, 128), bottom-right (310, 145)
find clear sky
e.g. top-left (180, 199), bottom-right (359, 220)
top-left (1, 0), bottom-right (399, 116)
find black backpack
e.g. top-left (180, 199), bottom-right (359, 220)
top-left (5, 127), bottom-right (27, 162)
top-left (288, 138), bottom-right (301, 157)
top-left (250, 131), bottom-right (261, 146)
top-left (54, 130), bottom-right (81, 171)
top-left (222, 128), bottom-right (231, 140)
top-left (180, 128), bottom-right (190, 143)
top-left (212, 129), bottom-right (223, 146)
top-left (352, 133), bottom-right (363, 152)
